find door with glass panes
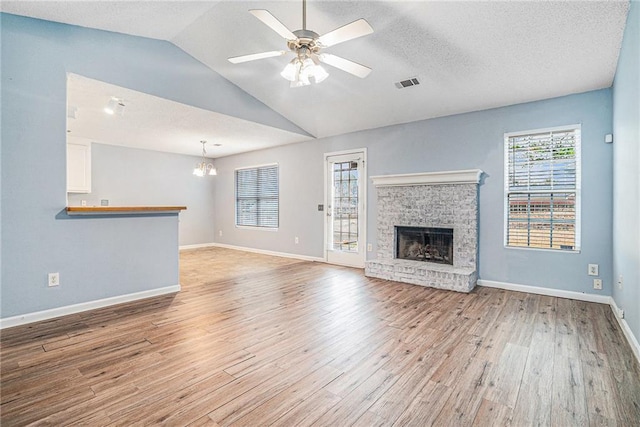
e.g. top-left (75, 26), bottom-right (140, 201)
top-left (325, 151), bottom-right (365, 268)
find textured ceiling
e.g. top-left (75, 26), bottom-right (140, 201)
top-left (0, 1), bottom-right (218, 40)
top-left (2, 1), bottom-right (631, 153)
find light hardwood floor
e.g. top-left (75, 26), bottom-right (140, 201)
top-left (1, 247), bottom-right (639, 426)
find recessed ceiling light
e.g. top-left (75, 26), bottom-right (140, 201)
top-left (104, 97), bottom-right (125, 115)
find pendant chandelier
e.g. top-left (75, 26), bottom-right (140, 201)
top-left (193, 140), bottom-right (217, 176)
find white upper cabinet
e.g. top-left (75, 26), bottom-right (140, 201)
top-left (67, 140), bottom-right (91, 193)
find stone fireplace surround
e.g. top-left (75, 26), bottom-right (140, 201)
top-left (365, 169), bottom-right (482, 293)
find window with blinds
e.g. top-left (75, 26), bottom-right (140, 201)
top-left (235, 164), bottom-right (279, 229)
top-left (504, 126), bottom-right (581, 250)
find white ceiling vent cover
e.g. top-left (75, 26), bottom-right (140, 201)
top-left (395, 77), bottom-right (420, 89)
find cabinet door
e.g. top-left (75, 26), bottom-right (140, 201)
top-left (67, 142), bottom-right (91, 193)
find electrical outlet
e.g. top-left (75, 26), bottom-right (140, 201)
top-left (367, 243), bottom-right (373, 252)
top-left (81, 200), bottom-right (87, 207)
top-left (618, 275), bottom-right (624, 289)
top-left (48, 272), bottom-right (60, 287)
top-left (295, 236), bottom-right (299, 244)
top-left (219, 230), bottom-right (222, 237)
top-left (593, 279), bottom-right (602, 290)
top-left (588, 264), bottom-right (599, 276)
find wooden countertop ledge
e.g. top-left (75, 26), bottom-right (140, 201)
top-left (66, 206), bottom-right (187, 215)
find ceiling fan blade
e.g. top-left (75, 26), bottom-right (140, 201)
top-left (249, 9), bottom-right (297, 40)
top-left (228, 51), bottom-right (287, 64)
top-left (317, 19), bottom-right (373, 47)
top-left (319, 53), bottom-right (371, 78)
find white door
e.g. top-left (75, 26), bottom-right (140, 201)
top-left (325, 150), bottom-right (366, 268)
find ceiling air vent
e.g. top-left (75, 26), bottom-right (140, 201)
top-left (395, 77), bottom-right (420, 89)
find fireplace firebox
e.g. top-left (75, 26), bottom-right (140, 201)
top-left (395, 226), bottom-right (453, 265)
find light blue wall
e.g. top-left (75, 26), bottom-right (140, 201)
top-left (0, 11), bottom-right (623, 321)
top-left (213, 143), bottom-right (326, 256)
top-left (0, 13), bottom-right (303, 319)
top-left (215, 89), bottom-right (614, 295)
top-left (68, 144), bottom-right (216, 246)
top-left (612, 1), bottom-right (640, 342)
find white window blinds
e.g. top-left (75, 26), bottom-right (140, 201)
top-left (505, 126), bottom-right (580, 250)
top-left (235, 164), bottom-right (279, 228)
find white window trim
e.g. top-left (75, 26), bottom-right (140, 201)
top-left (234, 162), bottom-right (279, 230)
top-left (503, 124), bottom-right (581, 252)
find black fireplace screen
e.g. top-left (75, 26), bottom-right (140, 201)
top-left (395, 226), bottom-right (454, 265)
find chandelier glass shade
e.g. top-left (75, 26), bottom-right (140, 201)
top-left (193, 141), bottom-right (217, 176)
top-left (193, 161), bottom-right (217, 176)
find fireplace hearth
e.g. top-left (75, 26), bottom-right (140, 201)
top-left (396, 226), bottom-right (453, 265)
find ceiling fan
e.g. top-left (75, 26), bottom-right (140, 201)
top-left (228, 0), bottom-right (374, 88)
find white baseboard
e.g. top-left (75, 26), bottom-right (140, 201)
top-left (0, 285), bottom-right (181, 330)
top-left (478, 279), bottom-right (640, 364)
top-left (209, 242), bottom-right (325, 263)
top-left (477, 279), bottom-right (611, 304)
top-left (609, 297), bottom-right (640, 364)
top-left (179, 242), bottom-right (217, 251)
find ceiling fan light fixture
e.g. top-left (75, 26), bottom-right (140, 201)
top-left (230, 0), bottom-right (373, 87)
top-left (280, 60), bottom-right (299, 82)
top-left (304, 61), bottom-right (329, 84)
top-left (290, 63), bottom-right (311, 87)
top-left (290, 75), bottom-right (311, 88)
top-left (283, 56), bottom-right (329, 87)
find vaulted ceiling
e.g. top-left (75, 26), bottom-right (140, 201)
top-left (2, 1), bottom-right (630, 156)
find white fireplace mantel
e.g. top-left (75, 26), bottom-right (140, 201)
top-left (371, 169), bottom-right (483, 187)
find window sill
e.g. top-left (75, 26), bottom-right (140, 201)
top-left (504, 245), bottom-right (581, 254)
top-left (235, 225), bottom-right (279, 232)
